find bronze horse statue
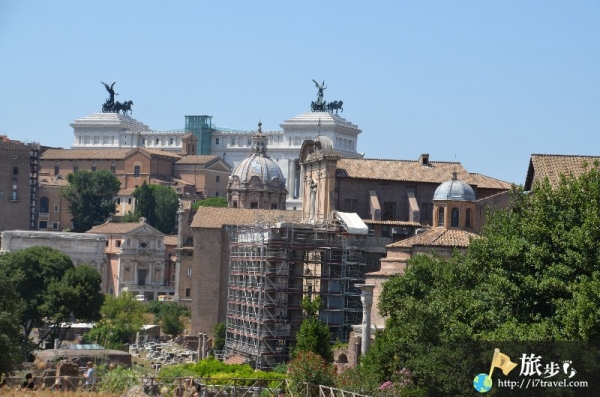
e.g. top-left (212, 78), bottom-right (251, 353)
top-left (113, 100), bottom-right (134, 115)
top-left (327, 100), bottom-right (343, 114)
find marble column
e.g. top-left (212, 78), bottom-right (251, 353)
top-left (356, 284), bottom-right (375, 355)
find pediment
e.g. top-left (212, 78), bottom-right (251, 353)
top-left (126, 224), bottom-right (164, 237)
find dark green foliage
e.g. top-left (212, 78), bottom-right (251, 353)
top-left (192, 196), bottom-right (227, 211)
top-left (0, 247), bottom-right (103, 356)
top-left (287, 351), bottom-right (335, 397)
top-left (85, 293), bottom-right (145, 348)
top-left (213, 322), bottom-right (226, 351)
top-left (133, 181), bottom-right (155, 224)
top-left (62, 170), bottom-right (121, 232)
top-left (361, 166), bottom-right (600, 395)
top-left (293, 296), bottom-right (333, 362)
top-left (131, 182), bottom-right (179, 233)
top-left (145, 302), bottom-right (189, 337)
top-left (0, 272), bottom-right (25, 374)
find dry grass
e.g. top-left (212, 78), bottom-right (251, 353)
top-left (0, 390), bottom-right (121, 397)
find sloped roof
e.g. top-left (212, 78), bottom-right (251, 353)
top-left (85, 221), bottom-right (162, 235)
top-left (525, 154), bottom-right (600, 190)
top-left (335, 158), bottom-right (511, 189)
top-left (387, 228), bottom-right (480, 249)
top-left (164, 235), bottom-right (178, 246)
top-left (41, 147), bottom-right (180, 161)
top-left (363, 219), bottom-right (423, 227)
top-left (42, 148), bottom-right (133, 160)
top-left (176, 155), bottom-right (223, 165)
top-left (191, 207), bottom-right (302, 229)
top-left (39, 176), bottom-right (69, 186)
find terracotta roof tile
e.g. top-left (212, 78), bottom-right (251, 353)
top-left (387, 228), bottom-right (479, 248)
top-left (39, 176), bottom-right (69, 186)
top-left (41, 148), bottom-right (133, 160)
top-left (40, 147), bottom-right (181, 161)
top-left (525, 154), bottom-right (600, 190)
top-left (176, 155), bottom-right (222, 165)
top-left (164, 235), bottom-right (178, 246)
top-left (335, 158), bottom-right (511, 189)
top-left (191, 207), bottom-right (302, 229)
top-left (86, 222), bottom-right (146, 234)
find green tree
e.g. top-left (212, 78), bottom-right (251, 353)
top-left (293, 296), bottom-right (333, 363)
top-left (133, 181), bottom-right (155, 224)
top-left (131, 183), bottom-right (179, 233)
top-left (213, 322), bottom-right (226, 351)
top-left (145, 301), bottom-right (190, 337)
top-left (150, 184), bottom-right (179, 233)
top-left (85, 292), bottom-right (145, 349)
top-left (62, 170), bottom-right (121, 232)
top-left (0, 272), bottom-right (25, 374)
top-left (192, 196), bottom-right (227, 211)
top-left (287, 351), bottom-right (335, 397)
top-left (0, 248), bottom-right (103, 351)
top-left (362, 166), bottom-right (600, 395)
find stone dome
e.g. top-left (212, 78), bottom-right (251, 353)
top-left (230, 122), bottom-right (286, 187)
top-left (433, 172), bottom-right (476, 201)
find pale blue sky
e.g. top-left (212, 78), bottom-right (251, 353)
top-left (1, 1), bottom-right (599, 184)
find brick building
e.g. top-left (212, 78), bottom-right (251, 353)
top-left (0, 135), bottom-right (40, 231)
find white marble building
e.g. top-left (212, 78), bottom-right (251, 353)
top-left (69, 111), bottom-right (363, 209)
top-left (0, 230), bottom-right (107, 282)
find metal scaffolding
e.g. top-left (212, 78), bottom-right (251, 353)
top-left (224, 217), bottom-right (367, 370)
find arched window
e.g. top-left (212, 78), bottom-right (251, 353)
top-left (437, 207), bottom-right (444, 227)
top-left (451, 208), bottom-right (460, 227)
top-left (465, 208), bottom-right (472, 228)
top-left (40, 197), bottom-right (49, 214)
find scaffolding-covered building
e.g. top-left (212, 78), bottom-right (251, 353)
top-left (224, 212), bottom-right (368, 369)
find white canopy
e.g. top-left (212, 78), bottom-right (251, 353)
top-left (334, 211), bottom-right (369, 235)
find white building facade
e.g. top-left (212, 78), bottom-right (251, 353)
top-left (70, 111), bottom-right (363, 210)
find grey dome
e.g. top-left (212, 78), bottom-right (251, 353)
top-left (232, 155), bottom-right (286, 185)
top-left (433, 172), bottom-right (476, 201)
top-left (230, 122), bottom-right (286, 187)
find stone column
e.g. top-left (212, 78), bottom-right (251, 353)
top-left (356, 284), bottom-right (375, 355)
top-left (174, 206), bottom-right (185, 300)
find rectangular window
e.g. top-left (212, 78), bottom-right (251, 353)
top-left (345, 198), bottom-right (358, 212)
top-left (216, 176), bottom-right (220, 183)
top-left (54, 205), bottom-right (59, 212)
top-left (271, 203), bottom-right (277, 209)
top-left (73, 165), bottom-right (79, 172)
top-left (187, 268), bottom-right (192, 277)
top-left (134, 165), bottom-right (141, 177)
top-left (39, 220), bottom-right (48, 229)
top-left (185, 288), bottom-right (191, 298)
top-left (250, 202), bottom-right (258, 209)
top-left (111, 164), bottom-right (116, 173)
top-left (54, 165), bottom-right (60, 175)
top-left (12, 178), bottom-right (17, 190)
top-left (216, 138), bottom-right (220, 145)
top-left (248, 138), bottom-right (252, 146)
top-left (233, 201), bottom-right (238, 208)
top-left (383, 202), bottom-right (396, 221)
top-left (421, 203), bottom-right (433, 225)
top-left (11, 191), bottom-right (17, 201)
top-left (116, 240), bottom-right (122, 247)
top-left (12, 167), bottom-right (18, 175)
top-left (381, 225), bottom-right (390, 238)
top-left (91, 165), bottom-right (96, 171)
top-left (231, 138), bottom-right (235, 146)
top-left (52, 222), bottom-right (59, 230)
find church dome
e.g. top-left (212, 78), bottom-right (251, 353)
top-left (433, 172), bottom-right (476, 201)
top-left (230, 122), bottom-right (286, 187)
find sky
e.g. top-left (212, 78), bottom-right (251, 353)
top-left (1, 1), bottom-right (599, 185)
